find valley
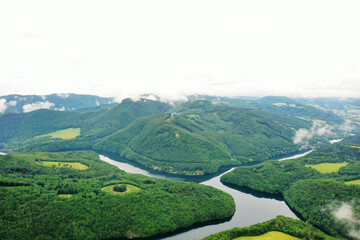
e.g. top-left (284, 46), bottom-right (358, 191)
top-left (0, 94), bottom-right (359, 240)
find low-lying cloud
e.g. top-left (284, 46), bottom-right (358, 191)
top-left (56, 93), bottom-right (70, 98)
top-left (293, 121), bottom-right (357, 145)
top-left (0, 99), bottom-right (18, 113)
top-left (293, 124), bottom-right (335, 145)
top-left (328, 201), bottom-right (360, 239)
top-left (114, 93), bottom-right (189, 105)
top-left (0, 99), bottom-right (7, 113)
top-left (23, 101), bottom-right (55, 113)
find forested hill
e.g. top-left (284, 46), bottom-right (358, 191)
top-left (2, 96), bottom-right (352, 175)
top-left (190, 95), bottom-right (344, 126)
top-left (220, 137), bottom-right (360, 239)
top-left (0, 151), bottom-right (235, 239)
top-left (202, 216), bottom-right (338, 240)
top-left (0, 93), bottom-right (114, 113)
top-left (0, 98), bottom-right (170, 148)
top-left (2, 99), bottom-right (302, 175)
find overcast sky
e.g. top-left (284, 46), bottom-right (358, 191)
top-left (0, 0), bottom-right (359, 99)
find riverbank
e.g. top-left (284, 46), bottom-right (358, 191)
top-left (99, 151), bottom-right (311, 240)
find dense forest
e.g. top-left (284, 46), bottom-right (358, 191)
top-left (0, 93), bottom-right (114, 114)
top-left (0, 151), bottom-right (235, 239)
top-left (220, 136), bottom-right (360, 239)
top-left (284, 179), bottom-right (360, 238)
top-left (2, 98), bottom-right (305, 175)
top-left (202, 216), bottom-right (338, 240)
top-left (0, 94), bottom-right (359, 239)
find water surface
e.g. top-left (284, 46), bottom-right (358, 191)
top-left (100, 154), bottom-right (301, 240)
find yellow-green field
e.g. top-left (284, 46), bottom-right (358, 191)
top-left (345, 179), bottom-right (360, 185)
top-left (38, 128), bottom-right (80, 139)
top-left (351, 146), bottom-right (360, 149)
top-left (58, 194), bottom-right (72, 198)
top-left (295, 116), bottom-right (327, 125)
top-left (234, 231), bottom-right (300, 240)
top-left (101, 184), bottom-right (140, 195)
top-left (187, 114), bottom-right (200, 119)
top-left (272, 102), bottom-right (288, 107)
top-left (39, 161), bottom-right (89, 170)
top-left (306, 162), bottom-right (348, 174)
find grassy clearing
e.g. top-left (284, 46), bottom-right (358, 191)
top-left (39, 161), bottom-right (89, 170)
top-left (345, 179), bottom-right (360, 185)
top-left (58, 194), bottom-right (72, 198)
top-left (351, 146), bottom-right (360, 149)
top-left (234, 231), bottom-right (300, 240)
top-left (187, 114), bottom-right (200, 119)
top-left (101, 184), bottom-right (140, 195)
top-left (38, 128), bottom-right (80, 140)
top-left (306, 162), bottom-right (348, 174)
top-left (272, 102), bottom-right (287, 107)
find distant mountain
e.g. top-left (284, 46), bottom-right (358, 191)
top-left (93, 100), bottom-right (298, 175)
top-left (189, 95), bottom-right (344, 128)
top-left (1, 95), bottom-right (351, 176)
top-left (256, 96), bottom-right (344, 124)
top-left (0, 93), bottom-right (114, 113)
top-left (295, 97), bottom-right (360, 123)
top-left (0, 98), bottom-right (170, 148)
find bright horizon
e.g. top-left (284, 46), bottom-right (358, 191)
top-left (1, 0), bottom-right (359, 99)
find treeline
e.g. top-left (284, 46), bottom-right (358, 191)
top-left (5, 99), bottom-right (302, 176)
top-left (91, 101), bottom-right (299, 175)
top-left (202, 215), bottom-right (338, 240)
top-left (284, 179), bottom-right (360, 238)
top-left (0, 151), bottom-right (235, 239)
top-left (220, 138), bottom-right (360, 239)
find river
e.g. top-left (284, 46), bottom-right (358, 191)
top-left (99, 151), bottom-right (312, 240)
top-left (0, 149), bottom-right (322, 239)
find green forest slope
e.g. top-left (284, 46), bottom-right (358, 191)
top-left (202, 216), bottom-right (338, 240)
top-left (220, 136), bottom-right (360, 239)
top-left (0, 151), bottom-right (235, 239)
top-left (4, 100), bottom-right (301, 175)
top-left (92, 101), bottom-right (298, 175)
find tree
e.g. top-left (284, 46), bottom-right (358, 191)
top-left (113, 184), bottom-right (127, 192)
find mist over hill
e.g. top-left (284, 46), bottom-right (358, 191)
top-left (0, 93), bottom-right (114, 114)
top-left (1, 94), bottom-right (358, 175)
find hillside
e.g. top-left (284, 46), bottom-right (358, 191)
top-left (0, 93), bottom-right (114, 114)
top-left (93, 101), bottom-right (298, 175)
top-left (5, 97), bottom-right (348, 176)
top-left (189, 95), bottom-right (348, 133)
top-left (0, 151), bottom-right (235, 239)
top-left (257, 96), bottom-right (344, 124)
top-left (0, 98), bottom-right (170, 149)
top-left (202, 216), bottom-right (337, 240)
top-left (220, 137), bottom-right (360, 239)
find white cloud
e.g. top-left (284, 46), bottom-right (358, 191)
top-left (328, 201), bottom-right (360, 240)
top-left (56, 93), bottom-right (70, 98)
top-left (95, 100), bottom-right (100, 106)
top-left (0, 99), bottom-right (7, 113)
top-left (8, 100), bottom-right (17, 106)
top-left (23, 101), bottom-right (55, 113)
top-left (293, 121), bottom-right (357, 145)
top-left (293, 124), bottom-right (335, 145)
top-left (55, 106), bottom-right (65, 111)
top-left (0, 99), bottom-right (18, 113)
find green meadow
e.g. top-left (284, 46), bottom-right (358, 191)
top-left (39, 161), bottom-right (89, 170)
top-left (345, 179), bottom-right (360, 185)
top-left (234, 231), bottom-right (299, 240)
top-left (305, 162), bottom-right (348, 174)
top-left (58, 194), bottom-right (72, 198)
top-left (39, 128), bottom-right (81, 140)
